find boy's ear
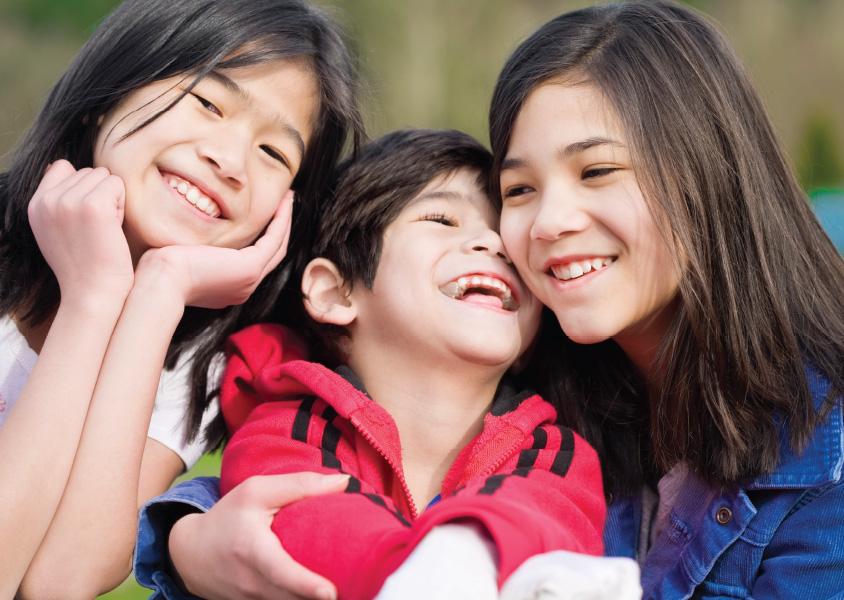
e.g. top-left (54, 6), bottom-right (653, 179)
top-left (302, 258), bottom-right (357, 326)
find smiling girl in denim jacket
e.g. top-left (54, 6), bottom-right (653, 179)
top-left (490, 1), bottom-right (844, 597)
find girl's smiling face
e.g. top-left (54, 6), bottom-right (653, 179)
top-left (93, 59), bottom-right (317, 260)
top-left (499, 81), bottom-right (681, 367)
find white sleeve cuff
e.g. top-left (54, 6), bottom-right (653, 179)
top-left (500, 550), bottom-right (642, 600)
top-left (375, 523), bottom-right (498, 600)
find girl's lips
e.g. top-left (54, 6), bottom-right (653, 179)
top-left (158, 168), bottom-right (229, 219)
top-left (544, 257), bottom-right (614, 290)
top-left (165, 179), bottom-right (219, 222)
top-left (549, 256), bottom-right (615, 281)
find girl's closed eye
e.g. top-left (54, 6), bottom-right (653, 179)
top-left (190, 92), bottom-right (222, 117)
top-left (420, 212), bottom-right (457, 226)
top-left (259, 145), bottom-right (291, 170)
top-left (582, 166), bottom-right (620, 180)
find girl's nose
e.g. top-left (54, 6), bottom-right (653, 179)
top-left (530, 190), bottom-right (590, 241)
top-left (198, 132), bottom-right (248, 188)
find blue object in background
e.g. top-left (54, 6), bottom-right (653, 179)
top-left (811, 190), bottom-right (844, 253)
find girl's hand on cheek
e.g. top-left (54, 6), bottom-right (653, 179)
top-left (135, 190), bottom-right (294, 309)
top-left (27, 160), bottom-right (134, 309)
top-left (169, 472), bottom-right (348, 600)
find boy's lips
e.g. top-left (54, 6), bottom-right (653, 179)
top-left (439, 272), bottom-right (520, 311)
top-left (159, 168), bottom-right (229, 219)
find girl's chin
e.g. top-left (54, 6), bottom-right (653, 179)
top-left (553, 320), bottom-right (615, 346)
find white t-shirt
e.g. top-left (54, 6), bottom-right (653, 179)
top-left (0, 315), bottom-right (219, 469)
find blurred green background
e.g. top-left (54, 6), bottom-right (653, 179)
top-left (1, 1), bottom-right (842, 598)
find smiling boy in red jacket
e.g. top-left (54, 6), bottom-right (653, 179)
top-left (219, 130), bottom-right (621, 599)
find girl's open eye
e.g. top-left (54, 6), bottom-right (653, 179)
top-left (501, 185), bottom-right (535, 204)
top-left (191, 93), bottom-right (222, 117)
top-left (503, 185), bottom-right (534, 198)
top-left (582, 166), bottom-right (619, 180)
top-left (420, 212), bottom-right (457, 226)
top-left (260, 145), bottom-right (291, 170)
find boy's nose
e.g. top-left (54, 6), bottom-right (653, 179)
top-left (466, 230), bottom-right (509, 262)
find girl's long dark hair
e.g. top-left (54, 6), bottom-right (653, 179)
top-left (490, 1), bottom-right (844, 496)
top-left (0, 0), bottom-right (364, 452)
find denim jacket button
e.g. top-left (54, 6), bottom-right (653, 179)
top-left (716, 506), bottom-right (733, 524)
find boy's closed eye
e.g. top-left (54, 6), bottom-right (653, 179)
top-left (419, 212), bottom-right (458, 227)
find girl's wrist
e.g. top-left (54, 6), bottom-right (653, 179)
top-left (168, 512), bottom-right (202, 595)
top-left (57, 285), bottom-right (131, 321)
top-left (132, 251), bottom-right (190, 309)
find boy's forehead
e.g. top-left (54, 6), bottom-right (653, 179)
top-left (406, 168), bottom-right (496, 214)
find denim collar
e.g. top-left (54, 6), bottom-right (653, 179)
top-left (748, 366), bottom-right (843, 490)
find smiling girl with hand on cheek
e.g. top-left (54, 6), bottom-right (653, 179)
top-left (491, 1), bottom-right (844, 597)
top-left (0, 1), bottom-right (362, 597)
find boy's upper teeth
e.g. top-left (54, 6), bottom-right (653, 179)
top-left (439, 274), bottom-right (518, 310)
top-left (167, 175), bottom-right (221, 218)
top-left (551, 257), bottom-right (615, 281)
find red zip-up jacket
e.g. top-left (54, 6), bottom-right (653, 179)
top-left (220, 324), bottom-right (606, 599)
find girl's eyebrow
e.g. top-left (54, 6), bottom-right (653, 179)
top-left (206, 71), bottom-right (306, 159)
top-left (501, 136), bottom-right (626, 171)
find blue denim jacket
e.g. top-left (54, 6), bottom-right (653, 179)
top-left (136, 370), bottom-right (844, 599)
top-left (605, 368), bottom-right (844, 599)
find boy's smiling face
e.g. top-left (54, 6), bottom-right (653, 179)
top-left (348, 168), bottom-right (541, 372)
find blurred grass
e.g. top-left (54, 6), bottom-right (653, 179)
top-left (97, 452), bottom-right (223, 600)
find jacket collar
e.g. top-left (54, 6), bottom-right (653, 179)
top-left (748, 367), bottom-right (843, 490)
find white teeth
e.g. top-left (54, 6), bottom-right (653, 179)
top-left (551, 264), bottom-right (571, 280)
top-left (166, 174), bottom-right (222, 218)
top-left (551, 257), bottom-right (615, 282)
top-left (440, 275), bottom-right (518, 311)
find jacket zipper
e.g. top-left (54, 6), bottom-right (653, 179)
top-left (352, 417), bottom-right (420, 519)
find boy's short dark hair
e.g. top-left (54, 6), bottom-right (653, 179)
top-left (313, 128), bottom-right (492, 289)
top-left (302, 128), bottom-right (492, 365)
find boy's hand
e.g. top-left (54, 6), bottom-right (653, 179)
top-left (27, 160), bottom-right (134, 308)
top-left (135, 190), bottom-right (294, 309)
top-left (168, 472), bottom-right (347, 600)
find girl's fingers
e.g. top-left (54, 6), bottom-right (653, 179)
top-left (31, 160), bottom-right (78, 197)
top-left (259, 201), bottom-right (294, 280)
top-left (57, 168), bottom-right (114, 205)
top-left (253, 191), bottom-right (294, 255)
top-left (43, 166), bottom-right (98, 200)
top-left (242, 191), bottom-right (294, 276)
top-left (237, 472), bottom-right (349, 509)
top-left (252, 540), bottom-right (337, 600)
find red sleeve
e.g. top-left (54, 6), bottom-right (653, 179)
top-left (220, 399), bottom-right (415, 600)
top-left (406, 423), bottom-right (607, 586)
top-left (219, 329), bottom-right (413, 600)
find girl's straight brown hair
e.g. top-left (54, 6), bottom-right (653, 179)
top-left (490, 1), bottom-right (844, 496)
